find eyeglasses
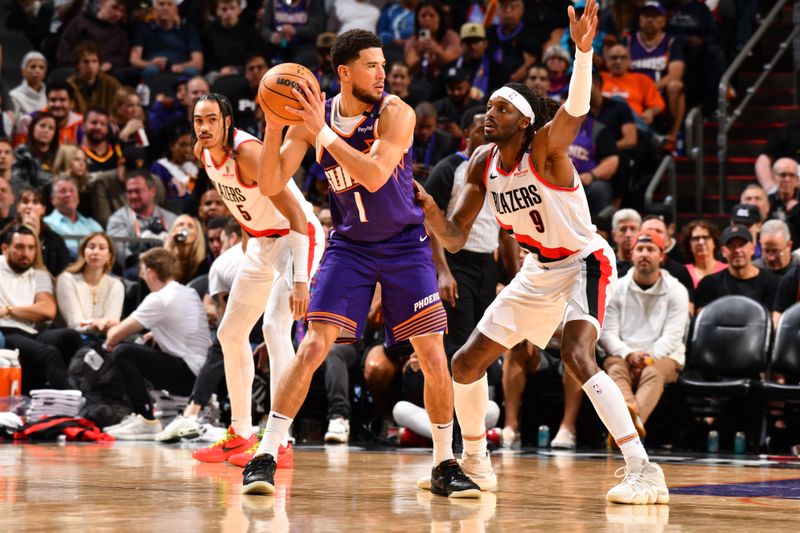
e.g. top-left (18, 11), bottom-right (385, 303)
top-left (774, 172), bottom-right (797, 179)
top-left (689, 236), bottom-right (711, 243)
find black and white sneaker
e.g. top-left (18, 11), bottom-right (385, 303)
top-left (242, 454), bottom-right (276, 495)
top-left (429, 459), bottom-right (481, 499)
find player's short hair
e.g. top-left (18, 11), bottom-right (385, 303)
top-left (140, 247), bottom-right (178, 281)
top-left (191, 93), bottom-right (235, 153)
top-left (331, 29), bottom-right (383, 71)
top-left (612, 208), bottom-right (642, 231)
top-left (460, 105), bottom-right (485, 132)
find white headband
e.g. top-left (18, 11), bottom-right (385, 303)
top-left (491, 86), bottom-right (535, 123)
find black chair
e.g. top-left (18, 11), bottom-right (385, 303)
top-left (679, 295), bottom-right (771, 450)
top-left (46, 66), bottom-right (76, 86)
top-left (762, 303), bottom-right (800, 449)
top-left (187, 274), bottom-right (209, 298)
top-left (0, 31), bottom-right (34, 88)
top-left (146, 72), bottom-right (183, 99)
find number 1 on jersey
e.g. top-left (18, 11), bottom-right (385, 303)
top-left (354, 191), bottom-right (368, 223)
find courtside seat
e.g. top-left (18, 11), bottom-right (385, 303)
top-left (762, 303), bottom-right (800, 400)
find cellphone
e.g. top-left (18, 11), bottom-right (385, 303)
top-left (419, 28), bottom-right (431, 40)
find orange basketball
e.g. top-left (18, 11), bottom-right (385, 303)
top-left (257, 63), bottom-right (321, 126)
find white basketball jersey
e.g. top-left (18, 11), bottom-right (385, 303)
top-left (484, 145), bottom-right (596, 264)
top-left (202, 129), bottom-right (314, 237)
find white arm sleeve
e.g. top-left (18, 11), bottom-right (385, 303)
top-left (564, 48), bottom-right (593, 118)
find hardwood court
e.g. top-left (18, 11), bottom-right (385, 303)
top-left (2, 443), bottom-right (800, 531)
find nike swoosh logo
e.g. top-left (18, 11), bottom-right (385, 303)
top-left (222, 443), bottom-right (246, 452)
top-left (489, 173), bottom-right (498, 180)
top-left (419, 235), bottom-right (429, 242)
top-left (436, 424), bottom-right (452, 429)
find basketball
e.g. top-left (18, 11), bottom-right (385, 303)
top-left (257, 63), bottom-right (321, 126)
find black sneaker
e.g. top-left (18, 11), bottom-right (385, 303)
top-left (242, 454), bottom-right (276, 495)
top-left (429, 459), bottom-right (481, 498)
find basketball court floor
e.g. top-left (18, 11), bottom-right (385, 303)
top-left (2, 442), bottom-right (800, 531)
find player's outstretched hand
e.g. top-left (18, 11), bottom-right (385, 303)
top-left (288, 81), bottom-right (326, 136)
top-left (289, 282), bottom-right (310, 320)
top-left (413, 180), bottom-right (437, 217)
top-left (568, 0), bottom-right (599, 53)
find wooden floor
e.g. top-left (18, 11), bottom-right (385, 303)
top-left (3, 443), bottom-right (800, 532)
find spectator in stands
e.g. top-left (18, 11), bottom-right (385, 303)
top-left (525, 64), bottom-right (550, 98)
top-left (741, 183), bottom-right (770, 223)
top-left (388, 62), bottom-right (423, 110)
top-left (542, 44), bottom-right (570, 102)
top-left (314, 33), bottom-right (341, 98)
top-left (612, 208), bottom-right (641, 276)
top-left (51, 144), bottom-right (91, 216)
top-left (55, 231), bottom-right (124, 332)
top-left (66, 41), bottom-right (123, 116)
top-left (103, 247), bottom-right (211, 439)
top-left (640, 215), bottom-right (694, 306)
top-left (9, 52), bottom-right (47, 116)
top-left (601, 229), bottom-right (688, 431)
top-left (14, 83), bottom-right (84, 148)
top-left (0, 175), bottom-right (14, 229)
top-left (327, 0), bottom-right (382, 35)
top-left (11, 187), bottom-right (70, 276)
top-left (731, 203), bottom-right (762, 258)
top-left (150, 127), bottom-right (198, 204)
top-left (91, 146), bottom-right (150, 228)
top-left (164, 214), bottom-right (208, 284)
top-left (755, 121), bottom-right (800, 193)
top-left (378, 0), bottom-right (416, 49)
top-left (7, 0), bottom-right (53, 51)
top-left (755, 220), bottom-right (797, 278)
top-left (681, 219), bottom-right (725, 289)
top-left (43, 176), bottom-right (103, 259)
top-left (589, 72), bottom-right (638, 177)
top-left (601, 43), bottom-right (665, 133)
top-left (243, 53), bottom-right (269, 98)
top-left (260, 0), bottom-right (325, 69)
top-left (441, 23), bottom-right (507, 101)
top-left (130, 0), bottom-right (204, 78)
top-left (57, 0), bottom-right (129, 72)
top-left (111, 87), bottom-right (148, 149)
top-left (767, 158), bottom-right (800, 245)
top-left (0, 225), bottom-right (82, 393)
top-left (568, 109), bottom-right (619, 216)
top-left (487, 0), bottom-right (539, 83)
top-left (628, 1), bottom-right (685, 150)
top-left (404, 1), bottom-right (462, 87)
top-left (695, 224), bottom-right (779, 312)
top-left (107, 170), bottom-right (178, 277)
top-left (12, 112), bottom-right (58, 191)
top-left (0, 139), bottom-right (13, 187)
top-left (81, 107), bottom-right (122, 173)
top-left (433, 66), bottom-right (483, 141)
top-left (412, 102), bottom-right (456, 183)
top-left (602, 0), bottom-right (641, 39)
top-left (204, 215), bottom-right (228, 260)
top-left (202, 0), bottom-right (268, 80)
top-left (198, 188), bottom-right (228, 229)
top-left (148, 78), bottom-right (189, 139)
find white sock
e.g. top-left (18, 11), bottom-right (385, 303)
top-left (582, 371), bottom-right (648, 463)
top-left (454, 375), bottom-right (488, 456)
top-left (231, 419), bottom-right (254, 439)
top-left (256, 411), bottom-right (293, 458)
top-left (430, 420), bottom-right (455, 466)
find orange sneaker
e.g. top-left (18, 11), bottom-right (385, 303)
top-left (228, 441), bottom-right (294, 469)
top-left (191, 426), bottom-right (258, 463)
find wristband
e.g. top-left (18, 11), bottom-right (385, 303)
top-left (318, 125), bottom-right (338, 148)
top-left (288, 229), bottom-right (310, 283)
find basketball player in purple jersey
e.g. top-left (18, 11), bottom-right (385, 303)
top-left (241, 29), bottom-right (480, 499)
top-left (417, 0), bottom-right (670, 504)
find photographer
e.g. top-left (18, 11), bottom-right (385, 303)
top-left (106, 170), bottom-right (177, 280)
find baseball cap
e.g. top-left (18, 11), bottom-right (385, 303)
top-left (543, 45), bottom-right (571, 63)
top-left (721, 224), bottom-right (753, 245)
top-left (444, 66), bottom-right (471, 83)
top-left (635, 229), bottom-right (665, 251)
top-left (460, 22), bottom-right (486, 41)
top-left (730, 203), bottom-right (760, 226)
top-left (317, 32), bottom-right (336, 49)
top-left (122, 146), bottom-right (149, 171)
top-left (641, 1), bottom-right (665, 14)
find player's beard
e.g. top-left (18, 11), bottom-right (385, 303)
top-left (353, 85), bottom-right (382, 106)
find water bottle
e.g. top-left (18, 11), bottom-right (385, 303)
top-left (734, 431), bottom-right (747, 454)
top-left (537, 425), bottom-right (550, 448)
top-left (707, 430), bottom-right (720, 453)
top-left (136, 79), bottom-right (151, 108)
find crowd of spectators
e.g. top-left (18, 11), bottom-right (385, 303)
top-left (1, 0), bottom-right (797, 451)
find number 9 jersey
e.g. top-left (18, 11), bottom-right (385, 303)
top-left (483, 145), bottom-right (596, 264)
top-left (202, 129), bottom-right (315, 237)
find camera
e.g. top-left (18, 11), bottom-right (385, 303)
top-left (175, 228), bottom-right (190, 243)
top-left (145, 217), bottom-right (166, 235)
top-left (419, 28), bottom-right (431, 40)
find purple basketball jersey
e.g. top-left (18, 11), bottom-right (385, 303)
top-left (629, 33), bottom-right (672, 82)
top-left (317, 93), bottom-right (424, 242)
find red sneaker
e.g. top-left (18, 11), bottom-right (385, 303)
top-left (191, 427), bottom-right (258, 463)
top-left (228, 441), bottom-right (295, 469)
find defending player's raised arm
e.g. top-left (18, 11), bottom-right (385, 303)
top-left (416, 145), bottom-right (491, 254)
top-left (289, 81), bottom-right (415, 193)
top-left (258, 118), bottom-right (316, 197)
top-left (542, 0), bottom-right (598, 154)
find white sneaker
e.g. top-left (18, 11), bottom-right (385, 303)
top-left (324, 417), bottom-right (350, 444)
top-left (501, 427), bottom-right (521, 450)
top-left (606, 458), bottom-right (669, 505)
top-left (550, 427), bottom-right (577, 450)
top-left (155, 415), bottom-right (201, 442)
top-left (106, 414), bottom-right (163, 441)
top-left (459, 450), bottom-right (497, 491)
top-left (102, 413), bottom-right (138, 433)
